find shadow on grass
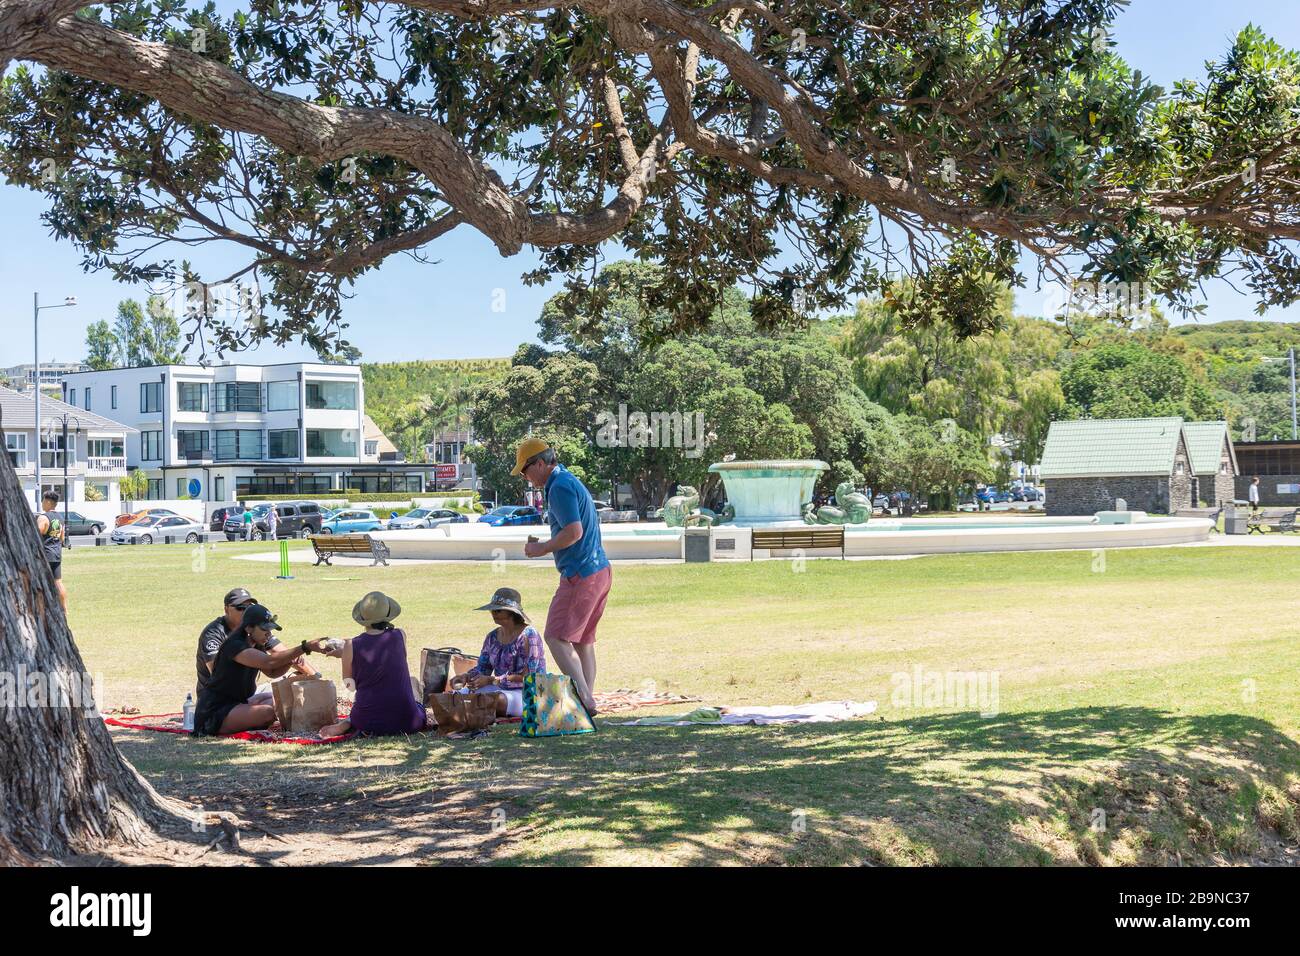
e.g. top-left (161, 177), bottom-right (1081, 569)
top-left (113, 706), bottom-right (1300, 866)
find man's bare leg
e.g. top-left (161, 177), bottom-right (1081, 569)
top-left (55, 580), bottom-right (68, 613)
top-left (545, 637), bottom-right (595, 711)
top-left (575, 643), bottom-right (597, 703)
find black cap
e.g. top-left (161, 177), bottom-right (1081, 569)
top-left (223, 587), bottom-right (255, 608)
top-left (241, 604), bottom-right (281, 632)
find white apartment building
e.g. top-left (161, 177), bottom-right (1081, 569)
top-left (0, 384), bottom-right (131, 504)
top-left (61, 362), bottom-right (428, 503)
top-left (4, 361), bottom-right (89, 392)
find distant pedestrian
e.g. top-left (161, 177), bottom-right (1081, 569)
top-left (241, 503), bottom-right (254, 541)
top-left (266, 504), bottom-right (279, 541)
top-left (36, 490), bottom-right (68, 612)
top-left (1249, 476), bottom-right (1261, 510)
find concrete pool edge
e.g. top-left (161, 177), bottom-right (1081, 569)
top-left (362, 514), bottom-right (1216, 561)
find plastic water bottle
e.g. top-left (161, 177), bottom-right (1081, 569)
top-left (182, 693), bottom-right (195, 732)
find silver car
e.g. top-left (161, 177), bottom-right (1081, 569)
top-left (110, 514), bottom-right (206, 545)
top-left (386, 507), bottom-right (465, 530)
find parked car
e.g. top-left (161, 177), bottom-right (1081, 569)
top-left (387, 507), bottom-right (469, 530)
top-left (223, 501), bottom-right (325, 540)
top-left (55, 510), bottom-right (106, 537)
top-left (318, 508), bottom-right (384, 534)
top-left (209, 506), bottom-right (237, 532)
top-left (115, 507), bottom-right (178, 528)
top-left (591, 500), bottom-right (613, 512)
top-left (478, 505), bottom-right (544, 527)
top-left (1015, 486), bottom-right (1044, 502)
top-left (111, 514), bottom-right (206, 545)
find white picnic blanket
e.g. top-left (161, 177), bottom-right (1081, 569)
top-left (617, 699), bottom-right (877, 727)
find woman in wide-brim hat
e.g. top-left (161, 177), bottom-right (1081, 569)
top-left (449, 587), bottom-right (546, 719)
top-left (319, 591), bottom-right (427, 737)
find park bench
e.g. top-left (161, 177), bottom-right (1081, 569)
top-left (309, 533), bottom-right (391, 567)
top-left (750, 526), bottom-right (846, 560)
top-left (1245, 509), bottom-right (1300, 534)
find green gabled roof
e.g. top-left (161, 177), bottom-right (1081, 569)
top-left (1182, 421), bottom-right (1236, 476)
top-left (1039, 417), bottom-right (1187, 478)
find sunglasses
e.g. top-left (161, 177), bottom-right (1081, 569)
top-left (231, 602), bottom-right (254, 610)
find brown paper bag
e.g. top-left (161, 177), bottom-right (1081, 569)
top-left (419, 649), bottom-right (480, 704)
top-left (271, 673), bottom-right (318, 728)
top-left (289, 678), bottom-right (338, 734)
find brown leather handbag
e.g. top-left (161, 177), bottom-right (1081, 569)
top-left (430, 691), bottom-right (498, 735)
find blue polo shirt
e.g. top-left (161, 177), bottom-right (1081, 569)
top-left (545, 465), bottom-right (609, 578)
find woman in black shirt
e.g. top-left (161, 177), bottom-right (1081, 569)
top-left (193, 604), bottom-right (326, 736)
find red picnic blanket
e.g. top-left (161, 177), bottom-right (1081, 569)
top-left (103, 687), bottom-right (699, 744)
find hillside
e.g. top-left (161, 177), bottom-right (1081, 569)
top-left (1170, 320), bottom-right (1300, 357)
top-left (362, 358), bottom-right (508, 457)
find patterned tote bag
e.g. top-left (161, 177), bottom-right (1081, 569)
top-left (519, 672), bottom-right (596, 737)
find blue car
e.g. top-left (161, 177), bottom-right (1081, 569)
top-left (478, 505), bottom-right (544, 527)
top-left (319, 508), bottom-right (384, 534)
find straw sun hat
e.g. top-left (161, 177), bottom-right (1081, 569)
top-left (352, 591), bottom-right (402, 627)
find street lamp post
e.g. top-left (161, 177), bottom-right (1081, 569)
top-left (33, 292), bottom-right (78, 506)
top-left (45, 412), bottom-right (81, 545)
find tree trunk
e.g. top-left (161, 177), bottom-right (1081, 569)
top-left (0, 449), bottom-right (192, 863)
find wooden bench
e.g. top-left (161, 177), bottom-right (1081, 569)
top-left (750, 526), bottom-right (846, 560)
top-left (1246, 509), bottom-right (1299, 534)
top-left (309, 534), bottom-right (391, 567)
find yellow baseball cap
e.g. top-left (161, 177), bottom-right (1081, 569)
top-left (511, 437), bottom-right (551, 476)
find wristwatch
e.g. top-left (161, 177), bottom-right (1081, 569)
top-left (300, 639), bottom-right (310, 655)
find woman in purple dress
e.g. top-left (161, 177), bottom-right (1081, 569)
top-left (450, 587), bottom-right (546, 718)
top-left (320, 592), bottom-right (427, 737)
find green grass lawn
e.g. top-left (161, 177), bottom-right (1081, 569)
top-left (67, 539), bottom-right (1300, 865)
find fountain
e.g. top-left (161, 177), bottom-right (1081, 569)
top-left (708, 459), bottom-right (829, 526)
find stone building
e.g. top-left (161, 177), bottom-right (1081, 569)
top-left (1182, 421), bottom-right (1238, 507)
top-left (1039, 417), bottom-right (1203, 516)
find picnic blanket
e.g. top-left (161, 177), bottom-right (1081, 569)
top-left (617, 699), bottom-right (878, 727)
top-left (102, 688), bottom-right (699, 743)
top-left (103, 699), bottom-right (359, 745)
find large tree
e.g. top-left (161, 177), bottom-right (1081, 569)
top-left (3, 2), bottom-right (1300, 356)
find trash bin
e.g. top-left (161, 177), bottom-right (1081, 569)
top-left (684, 527), bottom-right (712, 563)
top-left (1223, 505), bottom-right (1247, 535)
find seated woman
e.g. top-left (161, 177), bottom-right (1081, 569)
top-left (319, 591), bottom-right (427, 738)
top-left (450, 587), bottom-right (546, 719)
top-left (192, 604), bottom-right (326, 736)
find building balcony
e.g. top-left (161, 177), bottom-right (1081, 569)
top-left (85, 456), bottom-right (127, 475)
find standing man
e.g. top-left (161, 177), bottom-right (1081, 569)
top-left (1249, 476), bottom-right (1261, 510)
top-left (241, 502), bottom-right (254, 541)
top-left (517, 439), bottom-right (610, 716)
top-left (35, 489), bottom-right (68, 612)
top-left (266, 503), bottom-right (279, 541)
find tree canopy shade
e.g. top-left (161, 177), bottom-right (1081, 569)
top-left (3, 1), bottom-right (1300, 354)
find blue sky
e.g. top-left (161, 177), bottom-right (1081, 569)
top-left (2, 0), bottom-right (1298, 368)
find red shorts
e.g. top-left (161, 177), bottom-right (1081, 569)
top-left (545, 565), bottom-right (612, 645)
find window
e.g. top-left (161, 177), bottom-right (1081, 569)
top-left (266, 381), bottom-right (298, 412)
top-left (140, 431), bottom-right (163, 461)
top-left (68, 388), bottom-right (76, 406)
top-left (1175, 460), bottom-right (1185, 476)
top-left (178, 430), bottom-right (210, 458)
top-left (4, 433), bottom-right (27, 469)
top-left (214, 476), bottom-right (225, 501)
top-left (140, 381), bottom-right (163, 413)
top-left (305, 381), bottom-right (358, 410)
top-left (176, 477), bottom-right (188, 498)
top-left (214, 429), bottom-right (262, 461)
top-left (268, 429), bottom-right (299, 459)
top-left (111, 385), bottom-right (117, 409)
top-left (365, 440), bottom-right (379, 456)
top-left (178, 382), bottom-right (209, 412)
top-left (83, 388), bottom-right (91, 411)
top-left (146, 478), bottom-right (163, 500)
top-left (213, 382), bottom-right (261, 413)
top-left (306, 429), bottom-right (357, 458)
top-left (40, 432), bottom-right (74, 469)
top-left (88, 438), bottom-right (124, 459)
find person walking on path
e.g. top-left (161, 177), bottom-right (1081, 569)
top-left (35, 489), bottom-right (68, 612)
top-left (266, 503), bottom-right (279, 541)
top-left (1248, 476), bottom-right (1261, 511)
top-left (517, 438), bottom-right (610, 716)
